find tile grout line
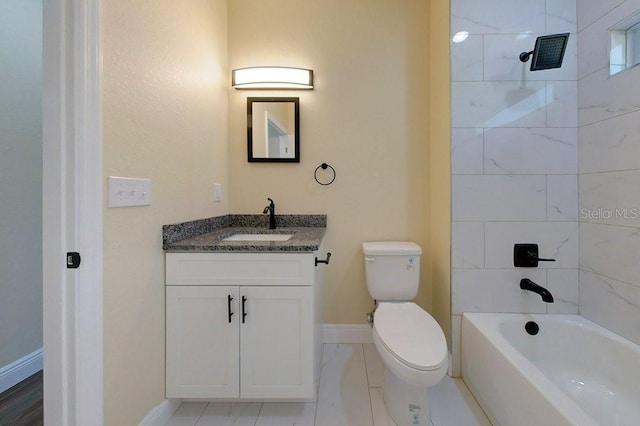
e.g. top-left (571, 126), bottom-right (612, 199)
top-left (313, 343), bottom-right (329, 426)
top-left (312, 399), bottom-right (319, 426)
top-left (191, 402), bottom-right (208, 426)
top-left (459, 378), bottom-right (492, 424)
top-left (254, 402), bottom-right (264, 426)
top-left (361, 343), bottom-right (378, 426)
top-left (362, 343), bottom-right (372, 389)
top-left (312, 346), bottom-right (323, 426)
top-left (194, 402), bottom-right (207, 426)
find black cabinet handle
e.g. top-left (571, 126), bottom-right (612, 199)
top-left (227, 295), bottom-right (234, 323)
top-left (242, 295), bottom-right (247, 324)
top-left (315, 252), bottom-right (332, 266)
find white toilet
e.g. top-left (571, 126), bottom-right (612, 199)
top-left (363, 241), bottom-right (448, 426)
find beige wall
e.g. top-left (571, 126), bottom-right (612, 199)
top-left (102, 0), bottom-right (451, 422)
top-left (229, 0), bottom-right (434, 324)
top-left (0, 0), bottom-right (43, 368)
top-left (428, 0), bottom-right (452, 345)
top-left (103, 0), bottom-right (228, 424)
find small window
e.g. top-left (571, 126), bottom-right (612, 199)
top-left (610, 13), bottom-right (640, 76)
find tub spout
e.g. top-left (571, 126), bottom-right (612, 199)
top-left (520, 278), bottom-right (554, 303)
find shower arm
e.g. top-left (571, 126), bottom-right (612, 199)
top-left (519, 51), bottom-right (534, 63)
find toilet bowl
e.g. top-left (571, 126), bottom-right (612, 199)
top-left (372, 302), bottom-right (447, 425)
top-left (362, 241), bottom-right (448, 425)
top-left (372, 302), bottom-right (447, 388)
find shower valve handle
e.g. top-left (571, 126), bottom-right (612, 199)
top-left (514, 244), bottom-right (556, 267)
top-left (529, 254), bottom-right (556, 262)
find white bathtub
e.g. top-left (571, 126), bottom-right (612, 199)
top-left (461, 313), bottom-right (640, 426)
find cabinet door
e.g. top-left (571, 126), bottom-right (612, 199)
top-left (240, 286), bottom-right (314, 399)
top-left (166, 286), bottom-right (239, 398)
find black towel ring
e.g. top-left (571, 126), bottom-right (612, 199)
top-left (314, 163), bottom-right (336, 186)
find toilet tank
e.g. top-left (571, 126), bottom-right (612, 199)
top-left (362, 241), bottom-right (422, 301)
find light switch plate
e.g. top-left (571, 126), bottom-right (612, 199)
top-left (108, 176), bottom-right (152, 207)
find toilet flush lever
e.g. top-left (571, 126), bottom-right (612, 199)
top-left (364, 256), bottom-right (375, 262)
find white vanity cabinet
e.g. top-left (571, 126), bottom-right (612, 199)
top-left (166, 285), bottom-right (240, 398)
top-left (165, 251), bottom-right (323, 400)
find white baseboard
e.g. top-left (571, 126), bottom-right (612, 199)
top-left (139, 398), bottom-right (182, 426)
top-left (0, 348), bottom-right (43, 394)
top-left (322, 324), bottom-right (373, 343)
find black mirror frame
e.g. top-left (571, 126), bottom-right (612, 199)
top-left (247, 97), bottom-right (300, 163)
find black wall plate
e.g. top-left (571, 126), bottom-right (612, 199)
top-left (514, 244), bottom-right (539, 267)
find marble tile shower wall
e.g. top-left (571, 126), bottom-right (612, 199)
top-left (450, 0), bottom-right (578, 375)
top-left (578, 0), bottom-right (640, 347)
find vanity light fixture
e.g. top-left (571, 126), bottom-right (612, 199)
top-left (232, 66), bottom-right (314, 90)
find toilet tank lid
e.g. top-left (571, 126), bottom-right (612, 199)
top-left (362, 241), bottom-right (422, 255)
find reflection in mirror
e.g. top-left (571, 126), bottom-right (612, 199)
top-left (247, 97), bottom-right (300, 162)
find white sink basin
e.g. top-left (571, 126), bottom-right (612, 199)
top-left (223, 233), bottom-right (293, 242)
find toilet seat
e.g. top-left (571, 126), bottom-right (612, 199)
top-left (374, 302), bottom-right (447, 372)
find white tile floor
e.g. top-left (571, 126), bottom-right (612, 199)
top-left (165, 344), bottom-right (491, 426)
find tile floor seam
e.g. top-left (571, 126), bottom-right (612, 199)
top-left (194, 402), bottom-right (207, 425)
top-left (362, 343), bottom-right (372, 389)
top-left (463, 383), bottom-right (491, 422)
top-left (254, 402), bottom-right (264, 426)
top-left (361, 344), bottom-right (378, 426)
top-left (313, 344), bottom-right (325, 426)
top-left (312, 396), bottom-right (319, 426)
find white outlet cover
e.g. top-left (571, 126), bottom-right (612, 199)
top-left (108, 176), bottom-right (152, 208)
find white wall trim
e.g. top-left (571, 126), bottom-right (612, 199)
top-left (322, 324), bottom-right (373, 344)
top-left (0, 348), bottom-right (43, 394)
top-left (43, 0), bottom-right (103, 424)
top-left (138, 399), bottom-right (182, 426)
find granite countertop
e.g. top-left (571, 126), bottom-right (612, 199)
top-left (163, 214), bottom-right (326, 253)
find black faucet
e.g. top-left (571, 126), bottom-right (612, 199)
top-left (263, 198), bottom-right (276, 229)
top-left (520, 278), bottom-right (554, 303)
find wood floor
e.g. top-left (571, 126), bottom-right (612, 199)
top-left (0, 371), bottom-right (43, 426)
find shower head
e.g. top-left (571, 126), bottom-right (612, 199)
top-left (519, 33), bottom-right (569, 71)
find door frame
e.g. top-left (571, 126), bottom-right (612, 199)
top-left (42, 0), bottom-right (103, 424)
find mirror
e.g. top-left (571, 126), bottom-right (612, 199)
top-left (247, 97), bottom-right (300, 162)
